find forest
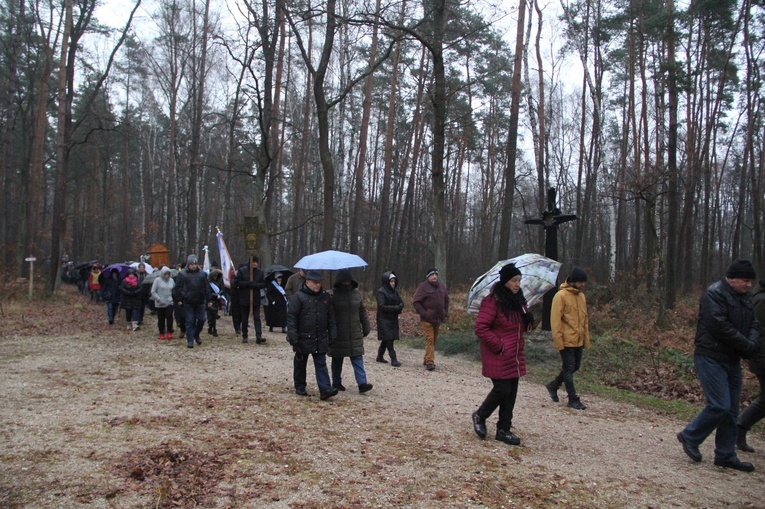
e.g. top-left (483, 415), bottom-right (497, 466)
top-left (0, 0), bottom-right (763, 314)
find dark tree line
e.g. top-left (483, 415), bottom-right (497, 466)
top-left (0, 0), bottom-right (763, 314)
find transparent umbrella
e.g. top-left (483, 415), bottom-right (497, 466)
top-left (293, 250), bottom-right (368, 271)
top-left (467, 254), bottom-right (562, 314)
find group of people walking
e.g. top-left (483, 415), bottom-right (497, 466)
top-left (93, 252), bottom-right (764, 469)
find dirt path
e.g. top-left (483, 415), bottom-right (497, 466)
top-left (1, 301), bottom-right (763, 508)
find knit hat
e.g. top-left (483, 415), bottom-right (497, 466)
top-left (425, 268), bottom-right (438, 278)
top-left (187, 254), bottom-right (198, 265)
top-left (498, 263), bottom-right (521, 285)
top-left (305, 270), bottom-right (323, 281)
top-left (568, 267), bottom-right (588, 283)
top-left (726, 259), bottom-right (756, 280)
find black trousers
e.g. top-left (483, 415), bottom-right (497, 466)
top-left (550, 347), bottom-right (583, 399)
top-left (476, 378), bottom-right (519, 432)
top-left (156, 306), bottom-right (174, 334)
top-left (239, 304), bottom-right (262, 339)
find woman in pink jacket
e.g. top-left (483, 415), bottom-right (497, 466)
top-left (471, 263), bottom-right (534, 446)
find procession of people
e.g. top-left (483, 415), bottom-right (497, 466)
top-left (77, 247), bottom-right (763, 472)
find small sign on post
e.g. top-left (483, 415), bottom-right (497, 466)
top-left (25, 257), bottom-right (36, 299)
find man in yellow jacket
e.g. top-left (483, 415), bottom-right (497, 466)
top-left (545, 267), bottom-right (590, 409)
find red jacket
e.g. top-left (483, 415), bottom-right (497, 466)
top-left (474, 294), bottom-right (527, 380)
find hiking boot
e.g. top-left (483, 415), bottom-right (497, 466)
top-left (677, 432), bottom-right (702, 462)
top-left (737, 427), bottom-right (755, 453)
top-left (376, 356), bottom-right (388, 364)
top-left (295, 388), bottom-right (308, 396)
top-left (359, 383), bottom-right (373, 394)
top-left (426, 363), bottom-right (436, 371)
top-left (545, 382), bottom-right (559, 402)
top-left (333, 384), bottom-right (346, 391)
top-left (471, 411), bottom-right (487, 439)
top-left (320, 388), bottom-right (339, 401)
top-left (391, 359), bottom-right (402, 367)
top-left (256, 336), bottom-right (266, 344)
top-left (495, 429), bottom-right (521, 446)
top-left (714, 457), bottom-right (755, 472)
top-left (567, 398), bottom-right (586, 410)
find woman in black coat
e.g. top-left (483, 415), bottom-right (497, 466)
top-left (265, 272), bottom-right (288, 332)
top-left (376, 271), bottom-right (404, 366)
top-left (100, 268), bottom-right (122, 325)
top-left (120, 269), bottom-right (143, 331)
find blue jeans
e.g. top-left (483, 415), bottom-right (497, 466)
top-left (681, 354), bottom-right (742, 462)
top-left (331, 355), bottom-right (367, 387)
top-left (185, 304), bottom-right (206, 343)
top-left (293, 352), bottom-right (331, 393)
top-left (106, 302), bottom-right (119, 323)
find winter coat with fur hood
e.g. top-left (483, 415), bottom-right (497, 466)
top-left (376, 271), bottom-right (404, 342)
top-left (328, 269), bottom-right (370, 358)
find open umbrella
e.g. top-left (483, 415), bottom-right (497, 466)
top-left (102, 263), bottom-right (132, 280)
top-left (130, 261), bottom-right (154, 274)
top-left (264, 264), bottom-right (293, 283)
top-left (467, 254), bottom-right (562, 314)
top-left (293, 250), bottom-right (368, 271)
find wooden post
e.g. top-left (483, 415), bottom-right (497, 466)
top-left (25, 257), bottom-right (37, 299)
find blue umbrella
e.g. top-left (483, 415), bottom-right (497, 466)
top-left (293, 250), bottom-right (368, 271)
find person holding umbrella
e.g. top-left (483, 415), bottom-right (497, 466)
top-left (100, 267), bottom-right (122, 325)
top-left (471, 263), bottom-right (534, 446)
top-left (287, 270), bottom-right (338, 400)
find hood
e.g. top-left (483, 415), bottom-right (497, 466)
top-left (333, 268), bottom-right (358, 288)
top-left (381, 271), bottom-right (397, 289)
top-left (209, 268), bottom-right (223, 281)
top-left (160, 266), bottom-right (172, 278)
top-left (753, 280), bottom-right (765, 298)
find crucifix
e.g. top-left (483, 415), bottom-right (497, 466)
top-left (525, 188), bottom-right (577, 329)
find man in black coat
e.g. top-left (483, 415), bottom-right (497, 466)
top-left (677, 259), bottom-right (760, 472)
top-left (286, 270), bottom-right (337, 400)
top-left (233, 255), bottom-right (267, 344)
top-left (176, 254), bottom-right (212, 349)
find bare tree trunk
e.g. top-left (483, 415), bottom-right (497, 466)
top-left (352, 0), bottom-right (381, 255)
top-left (662, 0), bottom-right (679, 314)
top-left (48, 0), bottom-right (73, 293)
top-left (498, 0), bottom-right (526, 260)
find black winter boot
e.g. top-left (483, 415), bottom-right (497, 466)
top-left (376, 344), bottom-right (388, 363)
top-left (390, 350), bottom-right (401, 367)
top-left (738, 426), bottom-right (755, 452)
